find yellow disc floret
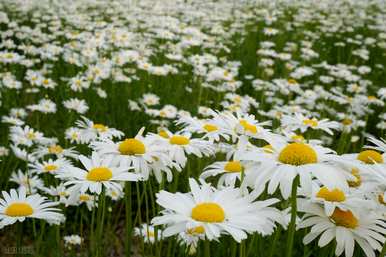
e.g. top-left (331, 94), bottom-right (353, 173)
top-left (169, 135), bottom-right (190, 145)
top-left (79, 194), bottom-right (91, 201)
top-left (224, 161), bottom-right (243, 173)
top-left (278, 143), bottom-right (317, 166)
top-left (48, 145), bottom-right (63, 154)
top-left (93, 123), bottom-right (108, 132)
top-left (158, 130), bottom-right (169, 138)
top-left (239, 119), bottom-right (257, 134)
top-left (191, 203), bottom-right (225, 223)
top-left (378, 194), bottom-right (386, 205)
top-left (44, 164), bottom-right (58, 172)
top-left (341, 118), bottom-right (353, 126)
top-left (86, 167), bottom-right (113, 181)
top-left (5, 202), bottom-right (34, 217)
top-left (357, 150), bottom-right (383, 164)
top-left (203, 124), bottom-right (218, 132)
top-left (330, 208), bottom-right (358, 229)
top-left (316, 187), bottom-right (346, 202)
top-left (187, 226), bottom-right (205, 235)
top-left (303, 119), bottom-right (318, 127)
top-left (348, 168), bottom-right (361, 187)
top-left (119, 138), bottom-right (146, 155)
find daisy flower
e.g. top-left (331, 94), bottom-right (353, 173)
top-left (177, 225), bottom-right (206, 255)
top-left (281, 113), bottom-right (340, 135)
top-left (298, 200), bottom-right (386, 257)
top-left (29, 158), bottom-right (73, 175)
top-left (305, 183), bottom-right (371, 217)
top-left (215, 111), bottom-right (275, 142)
top-left (75, 116), bottom-right (124, 143)
top-left (92, 128), bottom-right (170, 179)
top-left (10, 125), bottom-right (46, 147)
top-left (10, 170), bottom-right (44, 194)
top-left (62, 151), bottom-right (142, 195)
top-left (200, 160), bottom-right (256, 187)
top-left (42, 183), bottom-right (69, 204)
top-left (134, 224), bottom-right (162, 244)
top-left (0, 187), bottom-right (64, 228)
top-left (240, 140), bottom-right (353, 199)
top-left (150, 131), bottom-right (215, 167)
top-left (64, 235), bottom-right (83, 249)
top-left (176, 115), bottom-right (231, 142)
top-left (152, 179), bottom-right (282, 242)
top-left (341, 148), bottom-right (384, 170)
top-left (66, 192), bottom-right (97, 211)
top-left (31, 144), bottom-right (79, 159)
top-left (63, 98), bottom-right (89, 114)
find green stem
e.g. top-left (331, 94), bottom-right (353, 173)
top-left (269, 226), bottom-right (281, 257)
top-left (239, 240), bottom-right (245, 257)
top-left (125, 182), bottom-right (132, 257)
top-left (90, 195), bottom-right (96, 256)
top-left (204, 240), bottom-right (211, 257)
top-left (285, 175), bottom-right (300, 257)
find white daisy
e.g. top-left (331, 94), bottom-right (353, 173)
top-left (75, 116), bottom-right (124, 143)
top-left (62, 151), bottom-right (142, 195)
top-left (150, 131), bottom-right (214, 167)
top-left (240, 140), bottom-right (353, 199)
top-left (200, 160), bottom-right (256, 187)
top-left (0, 187), bottom-right (64, 228)
top-left (92, 128), bottom-right (170, 179)
top-left (281, 113), bottom-right (340, 135)
top-left (29, 158), bottom-right (73, 175)
top-left (152, 179), bottom-right (282, 242)
top-left (10, 170), bottom-right (44, 194)
top-left (298, 200), bottom-right (386, 257)
top-left (134, 224), bottom-right (162, 244)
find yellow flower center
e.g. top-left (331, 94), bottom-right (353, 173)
top-left (79, 194), bottom-right (90, 201)
top-left (93, 123), bottom-right (108, 132)
top-left (316, 187), bottom-right (346, 202)
top-left (48, 145), bottom-right (63, 154)
top-left (303, 119), bottom-right (318, 127)
top-left (341, 118), bottom-right (353, 126)
top-left (330, 208), bottom-right (358, 229)
top-left (191, 203), bottom-right (225, 223)
top-left (27, 132), bottom-right (36, 140)
top-left (5, 202), bottom-right (34, 217)
top-left (224, 161), bottom-right (243, 173)
top-left (357, 150), bottom-right (383, 164)
top-left (158, 130), bottom-right (169, 138)
top-left (278, 143), bottom-right (317, 166)
top-left (187, 226), bottom-right (205, 235)
top-left (59, 192), bottom-right (67, 197)
top-left (169, 135), bottom-right (190, 145)
top-left (159, 111), bottom-right (166, 117)
top-left (86, 167), bottom-right (112, 181)
top-left (44, 164), bottom-right (58, 172)
top-left (378, 194), bottom-right (386, 205)
top-left (239, 119), bottom-right (257, 134)
top-left (348, 168), bottom-right (361, 187)
top-left (203, 123), bottom-right (218, 132)
top-left (368, 96), bottom-right (377, 100)
top-left (119, 139), bottom-right (146, 155)
top-left (287, 78), bottom-right (298, 85)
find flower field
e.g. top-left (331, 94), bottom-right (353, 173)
top-left (0, 0), bottom-right (386, 256)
